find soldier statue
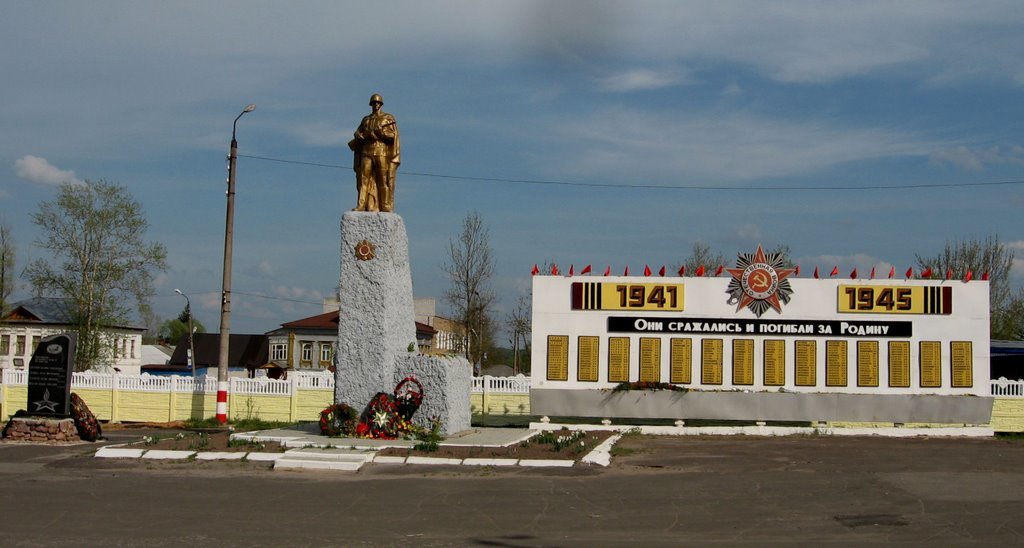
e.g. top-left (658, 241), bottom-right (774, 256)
top-left (348, 93), bottom-right (400, 212)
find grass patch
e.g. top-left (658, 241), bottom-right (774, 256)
top-left (470, 414), bottom-right (814, 428)
top-left (995, 432), bottom-right (1024, 440)
top-left (182, 417), bottom-right (305, 432)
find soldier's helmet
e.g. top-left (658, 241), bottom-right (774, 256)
top-left (369, 94), bottom-right (384, 106)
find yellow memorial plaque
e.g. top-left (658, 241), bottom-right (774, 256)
top-left (888, 341), bottom-right (911, 388)
top-left (701, 339), bottom-right (723, 385)
top-left (795, 340), bottom-right (817, 387)
top-left (572, 282), bottom-right (684, 311)
top-left (950, 341), bottom-right (973, 388)
top-left (639, 338), bottom-right (661, 382)
top-left (857, 340), bottom-right (879, 387)
top-left (546, 335), bottom-right (569, 381)
top-left (732, 339), bottom-right (754, 385)
top-left (763, 339), bottom-right (786, 386)
top-left (919, 341), bottom-right (941, 388)
top-left (837, 285), bottom-right (952, 315)
top-left (608, 337), bottom-right (630, 383)
top-left (577, 336), bottom-right (599, 382)
top-left (670, 338), bottom-right (692, 384)
top-left (826, 340), bottom-right (848, 387)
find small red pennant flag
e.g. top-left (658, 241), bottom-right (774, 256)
top-left (921, 267), bottom-right (933, 278)
top-left (658, 265), bottom-right (666, 277)
top-left (678, 265), bottom-right (686, 276)
top-left (850, 268), bottom-right (858, 279)
top-left (603, 265), bottom-right (611, 276)
top-left (813, 266), bottom-right (820, 279)
top-left (905, 267), bottom-right (913, 279)
top-left (551, 263), bottom-right (559, 276)
top-left (531, 264), bottom-right (539, 276)
top-left (870, 267), bottom-right (875, 279)
top-left (830, 266), bottom-right (839, 277)
top-left (794, 265), bottom-right (800, 276)
top-left (888, 266), bottom-right (895, 279)
top-left (982, 271), bottom-right (990, 281)
top-left (695, 264), bottom-right (706, 277)
top-left (644, 265), bottom-right (652, 277)
top-left (568, 265), bottom-right (574, 276)
top-left (945, 268), bottom-right (953, 280)
top-left (964, 270), bottom-right (973, 282)
top-left (715, 265), bottom-right (724, 276)
top-left (623, 266), bottom-right (630, 276)
top-left (581, 264), bottom-right (592, 275)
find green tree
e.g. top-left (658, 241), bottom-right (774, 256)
top-left (25, 180), bottom-right (168, 370)
top-left (159, 307), bottom-right (206, 345)
top-left (915, 235), bottom-right (1017, 339)
top-left (0, 219), bottom-right (13, 314)
top-left (442, 211), bottom-right (496, 369)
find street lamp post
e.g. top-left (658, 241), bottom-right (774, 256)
top-left (217, 103), bottom-right (255, 424)
top-left (174, 289), bottom-right (196, 379)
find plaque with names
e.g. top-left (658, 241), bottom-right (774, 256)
top-left (670, 338), bottom-right (692, 384)
top-left (857, 340), bottom-right (879, 387)
top-left (826, 340), bottom-right (848, 387)
top-left (795, 340), bottom-right (817, 386)
top-left (888, 341), bottom-right (910, 388)
top-left (608, 337), bottom-right (630, 383)
top-left (919, 341), bottom-right (941, 388)
top-left (950, 341), bottom-right (973, 388)
top-left (701, 339), bottom-right (723, 385)
top-left (732, 339), bottom-right (754, 385)
top-left (763, 339), bottom-right (786, 386)
top-left (577, 336), bottom-right (599, 382)
top-left (26, 333), bottom-right (76, 418)
top-left (546, 335), bottom-right (569, 381)
top-left (639, 338), bottom-right (661, 382)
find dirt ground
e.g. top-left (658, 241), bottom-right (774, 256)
top-left (377, 429), bottom-right (616, 460)
top-left (128, 431), bottom-right (285, 452)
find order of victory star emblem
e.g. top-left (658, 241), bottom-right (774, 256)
top-left (725, 245), bottom-right (796, 317)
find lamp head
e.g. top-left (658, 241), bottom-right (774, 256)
top-left (243, 104), bottom-right (256, 113)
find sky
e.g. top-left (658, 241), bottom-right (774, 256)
top-left (2, 1), bottom-right (1024, 340)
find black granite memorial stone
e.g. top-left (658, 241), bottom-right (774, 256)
top-left (26, 333), bottom-right (76, 418)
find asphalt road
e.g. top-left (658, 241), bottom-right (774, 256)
top-left (0, 432), bottom-right (1022, 546)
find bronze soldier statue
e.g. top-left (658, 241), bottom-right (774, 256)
top-left (348, 93), bottom-right (400, 212)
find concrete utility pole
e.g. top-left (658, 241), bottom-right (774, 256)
top-left (217, 103), bottom-right (255, 424)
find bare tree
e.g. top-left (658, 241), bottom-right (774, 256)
top-left (916, 235), bottom-right (1016, 339)
top-left (0, 219), bottom-right (13, 314)
top-left (25, 180), bottom-right (167, 370)
top-left (442, 211), bottom-right (496, 369)
top-left (505, 293), bottom-right (531, 375)
top-left (674, 242), bottom-right (726, 274)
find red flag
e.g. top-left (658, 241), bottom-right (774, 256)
top-left (813, 266), bottom-right (819, 279)
top-left (677, 265), bottom-right (686, 276)
top-left (850, 268), bottom-right (858, 279)
top-left (870, 267), bottom-right (875, 279)
top-left (695, 264), bottom-right (706, 277)
top-left (531, 264), bottom-right (539, 276)
top-left (715, 264), bottom-right (724, 276)
top-left (644, 265), bottom-right (652, 276)
top-left (964, 270), bottom-right (973, 282)
top-left (551, 263), bottom-right (559, 276)
top-left (921, 267), bottom-right (933, 278)
top-left (603, 265), bottom-right (611, 276)
top-left (581, 264), bottom-right (592, 275)
top-left (945, 268), bottom-right (953, 280)
top-left (624, 266), bottom-right (630, 276)
top-left (830, 266), bottom-right (839, 277)
top-left (658, 265), bottom-right (666, 277)
top-left (794, 265), bottom-right (800, 276)
top-left (568, 264), bottom-right (574, 276)
top-left (888, 266), bottom-right (895, 279)
top-left (982, 271), bottom-right (990, 281)
top-left (905, 267), bottom-right (913, 279)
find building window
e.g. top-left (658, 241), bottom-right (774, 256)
top-left (16, 335), bottom-right (25, 356)
top-left (30, 336), bottom-right (40, 355)
top-left (271, 343), bottom-right (287, 361)
top-left (300, 342), bottom-right (313, 365)
top-left (131, 340), bottom-right (136, 359)
top-left (0, 335), bottom-right (8, 355)
top-left (319, 343), bottom-right (333, 366)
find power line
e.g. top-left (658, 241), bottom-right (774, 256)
top-left (172, 290), bottom-right (323, 307)
top-left (238, 153), bottom-right (1024, 191)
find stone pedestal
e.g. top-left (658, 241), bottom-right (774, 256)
top-left (2, 417), bottom-right (78, 442)
top-left (335, 212), bottom-right (470, 434)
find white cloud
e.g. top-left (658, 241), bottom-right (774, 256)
top-left (13, 155), bottom-right (84, 186)
top-left (721, 82), bottom-right (742, 96)
top-left (929, 145), bottom-right (1024, 171)
top-left (597, 68), bottom-right (692, 92)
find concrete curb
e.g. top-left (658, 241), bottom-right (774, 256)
top-left (580, 434), bottom-right (621, 467)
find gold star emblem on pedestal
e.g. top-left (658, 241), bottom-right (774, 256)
top-left (354, 240), bottom-right (376, 261)
top-left (725, 245), bottom-right (796, 317)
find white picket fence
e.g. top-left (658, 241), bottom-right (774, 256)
top-left (1, 369), bottom-right (530, 396)
top-left (991, 377), bottom-right (1024, 397)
